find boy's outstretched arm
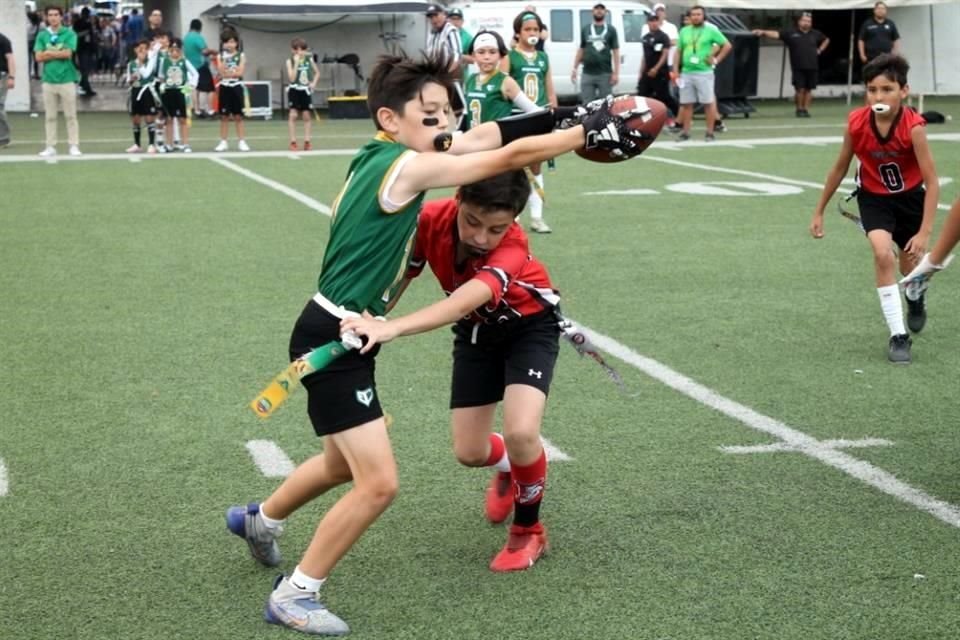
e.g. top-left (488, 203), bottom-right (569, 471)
top-left (904, 126), bottom-right (939, 259)
top-left (341, 280), bottom-right (492, 353)
top-left (811, 130), bottom-right (855, 239)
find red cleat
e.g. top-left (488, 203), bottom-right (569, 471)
top-left (304, 141), bottom-right (312, 151)
top-left (484, 471), bottom-right (513, 524)
top-left (289, 141), bottom-right (298, 151)
top-left (489, 523), bottom-right (548, 572)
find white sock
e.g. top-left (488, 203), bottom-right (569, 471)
top-left (491, 433), bottom-right (511, 472)
top-left (258, 506), bottom-right (284, 530)
top-left (290, 566), bottom-right (326, 592)
top-left (528, 183), bottom-right (543, 221)
top-left (173, 119), bottom-right (180, 142)
top-left (877, 284), bottom-right (906, 336)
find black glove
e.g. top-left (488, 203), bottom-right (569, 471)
top-left (555, 96), bottom-right (612, 130)
top-left (581, 96), bottom-right (654, 159)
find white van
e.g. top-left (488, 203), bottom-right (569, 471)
top-left (452, 0), bottom-right (651, 102)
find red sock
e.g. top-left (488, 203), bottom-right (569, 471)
top-left (483, 433), bottom-right (506, 467)
top-left (510, 448), bottom-right (547, 527)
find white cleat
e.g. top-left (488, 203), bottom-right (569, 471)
top-left (125, 144), bottom-right (141, 153)
top-left (238, 140), bottom-right (251, 152)
top-left (529, 219), bottom-right (552, 234)
top-left (38, 146), bottom-right (57, 157)
top-left (214, 140), bottom-right (229, 152)
top-left (68, 145), bottom-right (82, 157)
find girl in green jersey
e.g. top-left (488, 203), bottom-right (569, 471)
top-left (503, 11), bottom-right (557, 233)
top-left (463, 30), bottom-right (539, 129)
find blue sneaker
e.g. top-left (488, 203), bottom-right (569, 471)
top-left (265, 575), bottom-right (350, 636)
top-left (226, 503), bottom-right (282, 567)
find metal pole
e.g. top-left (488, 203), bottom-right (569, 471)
top-left (846, 9), bottom-right (855, 106)
top-left (779, 41), bottom-right (786, 100)
top-left (929, 5), bottom-right (938, 94)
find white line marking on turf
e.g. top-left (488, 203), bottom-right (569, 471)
top-left (583, 188), bottom-right (660, 196)
top-left (577, 324), bottom-right (960, 529)
top-left (720, 437), bottom-right (894, 455)
top-left (0, 458), bottom-right (8, 497)
top-left (644, 155), bottom-right (953, 211)
top-left (542, 437), bottom-right (573, 461)
top-left (209, 157), bottom-right (332, 214)
top-left (0, 149), bottom-right (355, 163)
top-left (651, 132), bottom-right (960, 151)
top-left (246, 440), bottom-right (296, 477)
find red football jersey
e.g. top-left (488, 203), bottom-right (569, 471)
top-left (407, 198), bottom-right (559, 324)
top-left (849, 105), bottom-right (926, 195)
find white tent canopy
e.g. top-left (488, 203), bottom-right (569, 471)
top-left (203, 0), bottom-right (433, 19)
top-left (695, 0), bottom-right (954, 8)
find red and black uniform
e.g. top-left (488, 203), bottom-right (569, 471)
top-left (407, 198), bottom-right (561, 407)
top-left (849, 105), bottom-right (927, 248)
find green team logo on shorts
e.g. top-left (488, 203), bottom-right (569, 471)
top-left (355, 387), bottom-right (374, 407)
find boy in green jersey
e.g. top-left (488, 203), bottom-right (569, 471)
top-left (463, 30), bottom-right (539, 129)
top-left (286, 38), bottom-right (320, 151)
top-left (215, 29), bottom-right (249, 151)
top-left (503, 11), bottom-right (557, 233)
top-left (125, 39), bottom-right (158, 153)
top-left (158, 39), bottom-right (198, 152)
top-left (226, 51), bottom-right (644, 636)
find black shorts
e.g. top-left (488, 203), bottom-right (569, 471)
top-left (792, 68), bottom-right (818, 90)
top-left (288, 299), bottom-right (383, 436)
top-left (858, 186), bottom-right (925, 250)
top-left (162, 89), bottom-right (187, 118)
top-left (450, 310), bottom-right (560, 409)
top-left (219, 83), bottom-right (245, 116)
top-left (196, 64), bottom-right (215, 92)
top-left (287, 86), bottom-right (313, 112)
top-left (129, 86), bottom-right (157, 116)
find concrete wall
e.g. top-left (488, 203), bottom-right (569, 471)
top-left (1, 2), bottom-right (30, 112)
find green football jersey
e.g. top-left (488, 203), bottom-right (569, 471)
top-left (463, 71), bottom-right (512, 129)
top-left (508, 49), bottom-right (550, 107)
top-left (127, 59), bottom-right (149, 88)
top-left (160, 57), bottom-right (189, 89)
top-left (219, 51), bottom-right (243, 84)
top-left (290, 55), bottom-right (314, 88)
top-left (317, 133), bottom-right (424, 316)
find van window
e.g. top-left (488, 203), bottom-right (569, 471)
top-left (550, 9), bottom-right (574, 43)
top-left (621, 11), bottom-right (645, 42)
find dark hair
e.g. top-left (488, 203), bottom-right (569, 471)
top-left (863, 53), bottom-right (909, 87)
top-left (152, 30), bottom-right (170, 41)
top-left (366, 52), bottom-right (457, 130)
top-left (291, 37), bottom-right (308, 50)
top-left (690, 5), bottom-right (706, 15)
top-left (44, 5), bottom-right (63, 16)
top-left (513, 10), bottom-right (545, 35)
top-left (169, 37), bottom-right (183, 49)
top-left (220, 28), bottom-right (239, 44)
top-left (459, 170), bottom-right (531, 216)
top-left (468, 30), bottom-right (508, 56)
top-left (875, 1), bottom-right (887, 8)
top-left (135, 38), bottom-right (150, 49)
top-left (190, 19), bottom-right (202, 31)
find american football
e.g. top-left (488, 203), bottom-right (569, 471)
top-left (575, 95), bottom-right (668, 163)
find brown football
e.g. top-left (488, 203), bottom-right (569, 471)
top-left (574, 95), bottom-right (668, 163)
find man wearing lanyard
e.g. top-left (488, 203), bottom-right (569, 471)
top-left (672, 4), bottom-right (730, 142)
top-left (572, 3), bottom-right (619, 104)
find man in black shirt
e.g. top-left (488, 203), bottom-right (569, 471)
top-left (0, 30), bottom-right (14, 147)
top-left (638, 13), bottom-right (676, 116)
top-left (753, 12), bottom-right (828, 118)
top-left (72, 7), bottom-right (97, 97)
top-left (858, 2), bottom-right (900, 64)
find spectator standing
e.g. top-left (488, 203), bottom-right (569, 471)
top-left (572, 3), bottom-right (619, 103)
top-left (859, 2), bottom-right (899, 65)
top-left (98, 16), bottom-right (118, 73)
top-left (446, 8), bottom-right (473, 69)
top-left (0, 30), bottom-right (14, 148)
top-left (425, 4), bottom-right (465, 123)
top-left (753, 12), bottom-right (829, 118)
top-left (637, 13), bottom-right (676, 119)
top-left (184, 19), bottom-right (217, 117)
top-left (73, 7), bottom-right (97, 97)
top-left (145, 10), bottom-right (165, 40)
top-left (124, 9), bottom-right (144, 57)
top-left (35, 5), bottom-right (82, 157)
top-left (672, 4), bottom-right (730, 142)
top-left (28, 11), bottom-right (42, 79)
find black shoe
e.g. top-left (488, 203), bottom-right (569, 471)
top-left (676, 132), bottom-right (690, 142)
top-left (705, 133), bottom-right (715, 142)
top-left (714, 121), bottom-right (727, 133)
top-left (796, 109), bottom-right (804, 117)
top-left (666, 123), bottom-right (683, 134)
top-left (906, 293), bottom-right (927, 333)
top-left (801, 110), bottom-right (811, 118)
top-left (888, 333), bottom-right (912, 364)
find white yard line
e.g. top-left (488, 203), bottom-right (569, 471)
top-left (209, 157), bottom-right (332, 214)
top-left (582, 326), bottom-right (960, 529)
top-left (720, 437), bottom-right (894, 455)
top-left (0, 458), bottom-right (7, 497)
top-left (0, 149), bottom-right (355, 163)
top-left (245, 440), bottom-right (296, 478)
top-left (643, 154), bottom-right (953, 211)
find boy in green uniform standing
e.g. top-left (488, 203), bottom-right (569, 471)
top-left (158, 39), bottom-right (198, 153)
top-left (286, 38), bottom-right (320, 151)
top-left (34, 5), bottom-right (81, 157)
top-left (225, 52), bottom-right (644, 636)
top-left (503, 11), bottom-right (556, 233)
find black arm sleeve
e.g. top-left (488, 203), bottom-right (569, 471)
top-left (495, 109), bottom-right (557, 145)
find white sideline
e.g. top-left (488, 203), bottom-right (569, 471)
top-left (0, 457), bottom-right (9, 497)
top-left (245, 440), bottom-right (296, 478)
top-left (720, 437), bottom-right (894, 455)
top-left (215, 156), bottom-right (960, 529)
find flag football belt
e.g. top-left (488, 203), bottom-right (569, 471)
top-left (312, 292), bottom-right (361, 321)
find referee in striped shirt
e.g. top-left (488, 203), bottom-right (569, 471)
top-left (426, 4), bottom-right (467, 127)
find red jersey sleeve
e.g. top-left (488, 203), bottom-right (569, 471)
top-left (471, 225), bottom-right (531, 307)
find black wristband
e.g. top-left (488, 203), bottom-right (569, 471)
top-left (495, 109), bottom-right (556, 145)
top-left (552, 106), bottom-right (579, 126)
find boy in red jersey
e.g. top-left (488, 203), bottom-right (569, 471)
top-left (342, 170), bottom-right (559, 572)
top-left (810, 54), bottom-right (939, 364)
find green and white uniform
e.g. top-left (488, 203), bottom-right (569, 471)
top-left (463, 70), bottom-right (513, 128)
top-left (290, 55), bottom-right (314, 88)
top-left (507, 49), bottom-right (550, 108)
top-left (159, 57), bottom-right (191, 90)
top-left (317, 132), bottom-right (424, 316)
top-left (219, 51), bottom-right (244, 85)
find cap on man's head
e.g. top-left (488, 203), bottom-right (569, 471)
top-left (647, 11), bottom-right (659, 21)
top-left (593, 3), bottom-right (606, 9)
top-left (800, 11), bottom-right (812, 18)
top-left (425, 4), bottom-right (445, 16)
top-left (447, 8), bottom-right (463, 18)
top-left (652, 2), bottom-right (666, 11)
